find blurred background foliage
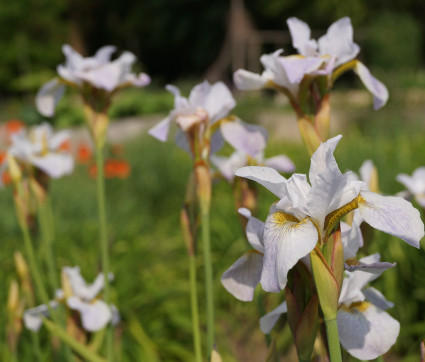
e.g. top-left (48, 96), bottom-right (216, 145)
top-left (1, 0), bottom-right (425, 96)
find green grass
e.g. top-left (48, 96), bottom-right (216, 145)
top-left (2, 83), bottom-right (425, 360)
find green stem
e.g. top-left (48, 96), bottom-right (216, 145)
top-left (15, 184), bottom-right (73, 361)
top-left (201, 210), bottom-right (215, 358)
top-left (95, 146), bottom-right (113, 361)
top-left (15, 183), bottom-right (49, 305)
top-left (37, 198), bottom-right (58, 292)
top-left (189, 254), bottom-right (202, 362)
top-left (31, 331), bottom-right (43, 362)
top-left (324, 318), bottom-right (342, 362)
top-left (43, 319), bottom-right (106, 362)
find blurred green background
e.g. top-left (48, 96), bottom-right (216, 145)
top-left (1, 0), bottom-right (425, 361)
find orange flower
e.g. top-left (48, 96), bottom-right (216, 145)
top-left (5, 120), bottom-right (25, 136)
top-left (2, 171), bottom-right (11, 185)
top-left (77, 143), bottom-right (92, 164)
top-left (105, 159), bottom-right (130, 179)
top-left (59, 140), bottom-right (71, 152)
top-left (0, 151), bottom-right (11, 185)
top-left (88, 159), bottom-right (130, 179)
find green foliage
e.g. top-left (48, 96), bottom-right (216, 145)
top-left (0, 0), bottom-right (66, 92)
top-left (109, 88), bottom-right (173, 119)
top-left (364, 12), bottom-right (423, 70)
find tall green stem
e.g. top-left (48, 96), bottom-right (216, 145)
top-left (15, 183), bottom-right (49, 305)
top-left (31, 331), bottom-right (43, 362)
top-left (95, 146), bottom-right (110, 301)
top-left (201, 210), bottom-right (214, 358)
top-left (37, 197), bottom-right (58, 292)
top-left (324, 318), bottom-right (342, 362)
top-left (95, 146), bottom-right (113, 361)
top-left (15, 183), bottom-right (73, 361)
top-left (189, 254), bottom-right (202, 362)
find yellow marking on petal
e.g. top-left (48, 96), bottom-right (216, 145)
top-left (324, 194), bottom-right (366, 236)
top-left (340, 301), bottom-right (371, 313)
top-left (345, 258), bottom-right (360, 266)
top-left (350, 301), bottom-right (371, 312)
top-left (246, 249), bottom-right (264, 256)
top-left (272, 211), bottom-right (299, 225)
top-left (41, 132), bottom-right (49, 156)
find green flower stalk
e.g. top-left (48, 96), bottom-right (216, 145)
top-left (35, 45), bottom-right (151, 360)
top-left (149, 81), bottom-right (263, 357)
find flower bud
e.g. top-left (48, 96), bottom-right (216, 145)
top-left (311, 247), bottom-right (340, 321)
top-left (7, 280), bottom-right (19, 315)
top-left (14, 251), bottom-right (29, 282)
top-left (195, 163), bottom-right (211, 214)
top-left (7, 154), bottom-right (22, 185)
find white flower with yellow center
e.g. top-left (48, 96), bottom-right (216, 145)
top-left (3, 122), bottom-right (74, 180)
top-left (234, 17), bottom-right (388, 110)
top-left (36, 44), bottom-right (151, 117)
top-left (235, 135), bottom-right (423, 293)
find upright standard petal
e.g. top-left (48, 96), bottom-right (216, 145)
top-left (358, 191), bottom-right (424, 248)
top-left (165, 84), bottom-right (190, 110)
top-left (279, 56), bottom-right (324, 84)
top-left (94, 45), bottom-right (117, 64)
top-left (261, 213), bottom-right (318, 292)
top-left (309, 135), bottom-right (342, 185)
top-left (235, 166), bottom-right (287, 198)
top-left (287, 17), bottom-right (317, 56)
top-left (260, 301), bottom-right (287, 334)
top-left (338, 303), bottom-right (399, 360)
top-left (354, 62), bottom-right (389, 110)
top-left (221, 251), bottom-right (263, 302)
top-left (62, 44), bottom-right (84, 70)
top-left (204, 82), bottom-right (236, 123)
top-left (63, 266), bottom-right (110, 301)
top-left (276, 174), bottom-right (310, 219)
top-left (318, 17), bottom-right (360, 67)
top-left (77, 62), bottom-right (123, 91)
top-left (35, 78), bottom-right (66, 117)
